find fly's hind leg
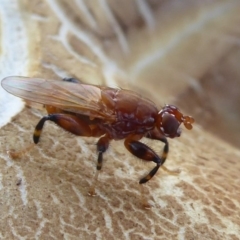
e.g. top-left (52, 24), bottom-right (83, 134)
top-left (9, 111), bottom-right (92, 159)
top-left (88, 134), bottom-right (110, 196)
top-left (9, 113), bottom-right (92, 159)
top-left (33, 113), bottom-right (92, 144)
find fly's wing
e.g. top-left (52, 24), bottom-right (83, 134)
top-left (1, 76), bottom-right (116, 121)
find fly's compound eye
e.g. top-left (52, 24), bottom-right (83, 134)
top-left (160, 112), bottom-right (181, 138)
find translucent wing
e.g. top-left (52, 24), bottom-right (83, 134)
top-left (1, 76), bottom-right (116, 121)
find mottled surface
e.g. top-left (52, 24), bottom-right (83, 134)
top-left (0, 0), bottom-right (240, 239)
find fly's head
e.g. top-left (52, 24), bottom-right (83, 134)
top-left (157, 105), bottom-right (194, 138)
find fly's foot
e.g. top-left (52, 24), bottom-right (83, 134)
top-left (7, 143), bottom-right (35, 159)
top-left (88, 171), bottom-right (99, 196)
top-left (140, 184), bottom-right (152, 209)
top-left (88, 186), bottom-right (96, 196)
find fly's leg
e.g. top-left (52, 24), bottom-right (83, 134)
top-left (124, 135), bottom-right (163, 208)
top-left (62, 77), bottom-right (81, 83)
top-left (96, 135), bottom-right (110, 170)
top-left (9, 113), bottom-right (92, 159)
top-left (34, 113), bottom-right (108, 196)
top-left (88, 135), bottom-right (110, 196)
top-left (33, 113), bottom-right (92, 144)
top-left (124, 135), bottom-right (162, 184)
top-left (146, 129), bottom-right (180, 175)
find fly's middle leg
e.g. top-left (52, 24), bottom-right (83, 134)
top-left (88, 134), bottom-right (110, 196)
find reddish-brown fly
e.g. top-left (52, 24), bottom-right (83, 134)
top-left (2, 76), bottom-right (194, 191)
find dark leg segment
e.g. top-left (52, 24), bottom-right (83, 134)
top-left (34, 116), bottom-right (50, 144)
top-left (96, 135), bottom-right (110, 170)
top-left (62, 77), bottom-right (81, 83)
top-left (158, 137), bottom-right (168, 165)
top-left (146, 129), bottom-right (169, 165)
top-left (33, 113), bottom-right (92, 144)
top-left (124, 135), bottom-right (163, 184)
top-left (88, 135), bottom-right (110, 196)
top-left (146, 129), bottom-right (180, 175)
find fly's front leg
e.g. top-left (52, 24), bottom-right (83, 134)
top-left (124, 135), bottom-right (162, 184)
top-left (124, 134), bottom-right (162, 208)
top-left (88, 134), bottom-right (110, 196)
top-left (146, 128), bottom-right (180, 175)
